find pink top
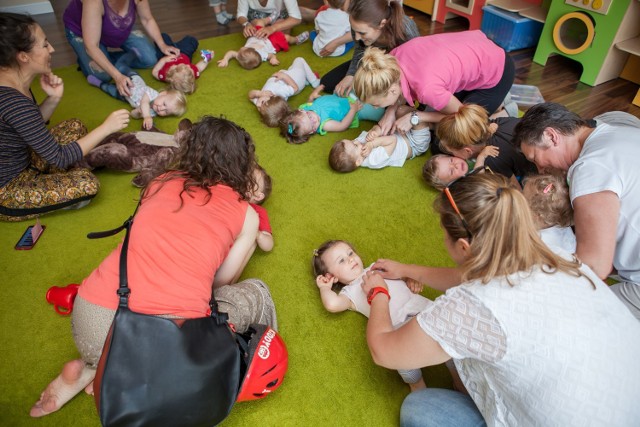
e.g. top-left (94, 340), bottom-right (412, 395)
top-left (157, 53), bottom-right (200, 81)
top-left (390, 31), bottom-right (505, 111)
top-left (78, 177), bottom-right (248, 318)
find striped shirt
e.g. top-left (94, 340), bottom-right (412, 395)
top-left (0, 87), bottom-right (82, 187)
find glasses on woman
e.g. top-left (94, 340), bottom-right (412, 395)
top-left (443, 166), bottom-right (493, 240)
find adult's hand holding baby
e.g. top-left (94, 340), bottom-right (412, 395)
top-left (334, 75), bottom-right (354, 98)
top-left (361, 270), bottom-right (388, 296)
top-left (377, 107), bottom-right (398, 136)
top-left (371, 259), bottom-right (405, 280)
top-left (115, 73), bottom-right (133, 97)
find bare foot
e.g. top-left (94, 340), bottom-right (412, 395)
top-left (409, 377), bottom-right (427, 392)
top-left (30, 359), bottom-right (96, 417)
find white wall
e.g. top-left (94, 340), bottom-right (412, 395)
top-left (0, 0), bottom-right (54, 15)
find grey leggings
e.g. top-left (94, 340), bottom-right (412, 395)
top-left (72, 278), bottom-right (278, 368)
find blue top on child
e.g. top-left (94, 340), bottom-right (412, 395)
top-left (299, 94), bottom-right (360, 135)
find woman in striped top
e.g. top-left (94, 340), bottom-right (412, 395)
top-left (0, 13), bottom-right (129, 221)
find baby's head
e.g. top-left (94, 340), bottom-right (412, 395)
top-left (312, 240), bottom-right (364, 289)
top-left (258, 95), bottom-right (291, 128)
top-left (152, 89), bottom-right (187, 117)
top-left (522, 174), bottom-right (573, 230)
top-left (166, 63), bottom-right (196, 94)
top-left (237, 47), bottom-right (262, 70)
top-left (279, 109), bottom-right (319, 144)
top-left (247, 164), bottom-right (272, 205)
top-left (329, 138), bottom-right (363, 172)
top-left (422, 154), bottom-right (469, 190)
top-left (328, 0), bottom-right (347, 9)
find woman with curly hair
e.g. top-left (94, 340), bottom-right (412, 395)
top-left (30, 116), bottom-right (278, 419)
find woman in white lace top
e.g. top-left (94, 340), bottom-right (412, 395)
top-left (360, 173), bottom-right (640, 427)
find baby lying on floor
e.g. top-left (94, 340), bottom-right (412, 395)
top-left (329, 107), bottom-right (432, 172)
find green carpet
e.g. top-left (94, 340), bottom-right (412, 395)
top-left (0, 28), bottom-right (456, 426)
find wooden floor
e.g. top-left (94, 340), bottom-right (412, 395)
top-left (34, 0), bottom-right (640, 119)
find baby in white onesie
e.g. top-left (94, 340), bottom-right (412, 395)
top-left (249, 57), bottom-right (321, 127)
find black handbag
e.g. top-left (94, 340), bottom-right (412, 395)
top-left (90, 215), bottom-right (242, 427)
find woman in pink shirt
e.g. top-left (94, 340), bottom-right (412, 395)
top-left (353, 31), bottom-right (514, 135)
top-left (30, 116), bottom-right (277, 418)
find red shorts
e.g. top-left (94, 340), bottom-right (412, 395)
top-left (255, 26), bottom-right (289, 53)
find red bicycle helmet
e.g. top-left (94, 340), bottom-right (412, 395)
top-left (237, 324), bottom-right (288, 402)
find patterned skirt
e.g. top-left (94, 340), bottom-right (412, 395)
top-left (0, 119), bottom-right (100, 222)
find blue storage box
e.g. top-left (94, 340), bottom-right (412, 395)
top-left (481, 5), bottom-right (543, 52)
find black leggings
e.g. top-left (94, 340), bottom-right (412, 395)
top-left (319, 60), bottom-right (351, 94)
top-left (453, 52), bottom-right (515, 115)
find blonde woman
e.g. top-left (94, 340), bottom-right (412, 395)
top-left (353, 31), bottom-right (514, 135)
top-left (436, 103), bottom-right (536, 187)
top-left (360, 173), bottom-right (640, 426)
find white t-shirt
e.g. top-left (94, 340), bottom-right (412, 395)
top-left (568, 123), bottom-right (640, 285)
top-left (313, 8), bottom-right (351, 57)
top-left (356, 128), bottom-right (430, 169)
top-left (339, 264), bottom-right (430, 326)
top-left (259, 77), bottom-right (295, 100)
top-left (353, 131), bottom-right (409, 169)
top-left (245, 37), bottom-right (276, 61)
top-left (417, 258), bottom-right (640, 426)
top-left (236, 0), bottom-right (301, 19)
top-left (539, 226), bottom-right (576, 254)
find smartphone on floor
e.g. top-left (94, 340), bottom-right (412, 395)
top-left (15, 221), bottom-right (45, 250)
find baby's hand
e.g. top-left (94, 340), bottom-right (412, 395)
top-left (269, 56), bottom-right (280, 66)
top-left (480, 145), bottom-right (499, 159)
top-left (406, 278), bottom-right (425, 294)
top-left (316, 275), bottom-right (334, 290)
top-left (351, 100), bottom-right (363, 111)
top-left (361, 141), bottom-right (373, 157)
top-left (217, 58), bottom-right (229, 68)
top-left (476, 145), bottom-right (499, 167)
top-left (143, 117), bottom-right (154, 130)
top-left (366, 125), bottom-right (382, 141)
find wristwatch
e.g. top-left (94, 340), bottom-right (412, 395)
top-left (242, 21), bottom-right (251, 27)
top-left (367, 287), bottom-right (391, 305)
top-left (410, 111), bottom-right (420, 126)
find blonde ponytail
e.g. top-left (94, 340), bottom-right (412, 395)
top-left (353, 47), bottom-right (401, 102)
top-left (437, 104), bottom-right (491, 151)
top-left (436, 173), bottom-right (590, 286)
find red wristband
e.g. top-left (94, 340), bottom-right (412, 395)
top-left (367, 287), bottom-right (390, 305)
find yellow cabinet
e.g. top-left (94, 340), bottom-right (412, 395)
top-left (404, 0), bottom-right (435, 15)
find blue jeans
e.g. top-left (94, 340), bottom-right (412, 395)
top-left (65, 27), bottom-right (157, 82)
top-left (400, 389), bottom-right (486, 427)
top-left (155, 33), bottom-right (199, 60)
top-left (309, 31), bottom-right (354, 56)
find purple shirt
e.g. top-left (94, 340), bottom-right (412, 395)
top-left (390, 31), bottom-right (505, 111)
top-left (63, 0), bottom-right (137, 48)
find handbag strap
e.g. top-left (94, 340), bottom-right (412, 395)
top-left (87, 204), bottom-right (229, 324)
